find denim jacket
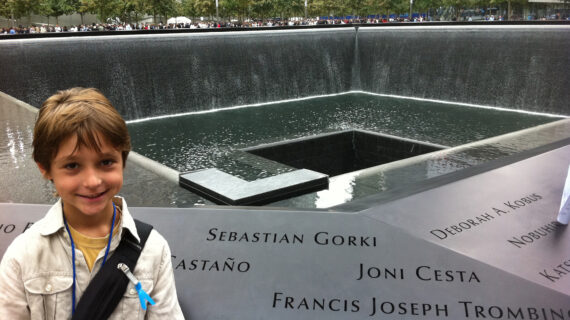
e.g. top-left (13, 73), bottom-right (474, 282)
top-left (0, 198), bottom-right (184, 320)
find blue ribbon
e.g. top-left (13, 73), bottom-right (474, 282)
top-left (135, 282), bottom-right (156, 310)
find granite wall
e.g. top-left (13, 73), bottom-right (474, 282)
top-left (0, 25), bottom-right (568, 120)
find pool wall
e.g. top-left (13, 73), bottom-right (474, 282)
top-left (0, 25), bottom-right (568, 120)
top-left (357, 26), bottom-right (569, 115)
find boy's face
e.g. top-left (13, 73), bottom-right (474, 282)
top-left (37, 133), bottom-right (124, 221)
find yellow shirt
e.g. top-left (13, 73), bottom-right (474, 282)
top-left (68, 210), bottom-right (122, 272)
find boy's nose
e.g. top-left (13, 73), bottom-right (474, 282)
top-left (83, 168), bottom-right (102, 188)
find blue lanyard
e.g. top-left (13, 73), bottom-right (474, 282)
top-left (63, 202), bottom-right (117, 315)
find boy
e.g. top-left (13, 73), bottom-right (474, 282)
top-left (0, 88), bottom-right (184, 319)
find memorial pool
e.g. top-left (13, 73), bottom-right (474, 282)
top-left (127, 92), bottom-right (564, 207)
top-left (128, 93), bottom-right (560, 175)
top-left (1, 25), bottom-right (569, 319)
top-left (1, 25), bottom-right (568, 209)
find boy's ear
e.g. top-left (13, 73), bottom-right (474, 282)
top-left (36, 162), bottom-right (52, 180)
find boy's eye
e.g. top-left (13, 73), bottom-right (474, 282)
top-left (101, 159), bottom-right (115, 166)
top-left (64, 163), bottom-right (79, 170)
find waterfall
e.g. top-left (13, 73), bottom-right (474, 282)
top-left (0, 25), bottom-right (568, 120)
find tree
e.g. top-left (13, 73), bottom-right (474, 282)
top-left (251, 0), bottom-right (272, 21)
top-left (129, 0), bottom-right (149, 23)
top-left (72, 0), bottom-right (95, 25)
top-left (360, 0), bottom-right (390, 16)
top-left (271, 0), bottom-right (304, 19)
top-left (309, 0), bottom-right (341, 17)
top-left (180, 0), bottom-right (197, 19)
top-left (42, 0), bottom-right (77, 25)
top-left (339, 0), bottom-right (361, 17)
top-left (220, 0), bottom-right (249, 20)
top-left (91, 0), bottom-right (121, 22)
top-left (113, 0), bottom-right (149, 23)
top-left (385, 0), bottom-right (409, 16)
top-left (193, 0), bottom-right (215, 18)
top-left (412, 0), bottom-right (439, 18)
top-left (147, 0), bottom-right (176, 23)
top-left (0, 0), bottom-right (14, 21)
top-left (5, 0), bottom-right (41, 25)
top-left (37, 0), bottom-right (54, 24)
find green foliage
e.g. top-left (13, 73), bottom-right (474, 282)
top-left (309, 0), bottom-right (340, 17)
top-left (219, 0), bottom-right (249, 19)
top-left (3, 0), bottom-right (537, 25)
top-left (0, 0), bottom-right (12, 19)
top-left (112, 0), bottom-right (144, 23)
top-left (180, 0), bottom-right (197, 17)
top-left (37, 0), bottom-right (53, 17)
top-left (272, 0), bottom-right (304, 18)
top-left (413, 0), bottom-right (438, 12)
top-left (2, 0), bottom-right (42, 19)
top-left (91, 0), bottom-right (119, 21)
top-left (360, 0), bottom-right (389, 16)
top-left (251, 0), bottom-right (272, 20)
top-left (51, 0), bottom-right (76, 17)
top-left (193, 0), bottom-right (215, 17)
top-left (76, 0), bottom-right (95, 15)
top-left (147, 0), bottom-right (176, 20)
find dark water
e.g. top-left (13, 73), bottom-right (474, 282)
top-left (128, 93), bottom-right (561, 178)
top-left (1, 92), bottom-right (566, 209)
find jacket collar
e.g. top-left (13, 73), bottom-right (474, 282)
top-left (39, 198), bottom-right (65, 236)
top-left (39, 197), bottom-right (141, 243)
top-left (118, 198), bottom-right (141, 243)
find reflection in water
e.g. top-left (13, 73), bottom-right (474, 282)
top-left (2, 92), bottom-right (568, 209)
top-left (425, 152), bottom-right (479, 179)
top-left (315, 172), bottom-right (357, 208)
top-left (128, 93), bottom-right (561, 175)
top-left (0, 100), bottom-right (55, 204)
top-left (2, 119), bottom-right (31, 169)
top-left (126, 92), bottom-right (566, 208)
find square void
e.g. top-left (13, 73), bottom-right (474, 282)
top-left (244, 130), bottom-right (447, 176)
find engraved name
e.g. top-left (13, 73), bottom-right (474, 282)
top-left (356, 264), bottom-right (480, 283)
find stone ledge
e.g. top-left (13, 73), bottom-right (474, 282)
top-left (179, 168), bottom-right (329, 205)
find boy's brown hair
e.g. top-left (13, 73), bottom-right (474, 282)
top-left (32, 87), bottom-right (131, 172)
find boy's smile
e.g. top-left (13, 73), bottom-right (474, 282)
top-left (38, 133), bottom-right (124, 233)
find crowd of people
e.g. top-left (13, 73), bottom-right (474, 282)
top-left (1, 19), bottom-right (338, 35)
top-left (1, 18), bottom-right (309, 35)
top-left (0, 16), bottom-right (455, 35)
top-left (1, 13), bottom-right (567, 35)
top-left (0, 21), bottom-right (278, 35)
